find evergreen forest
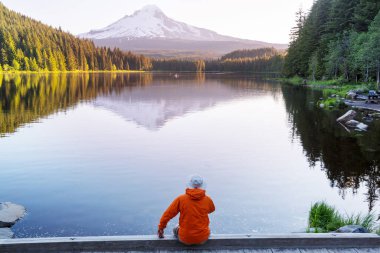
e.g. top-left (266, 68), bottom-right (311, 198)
top-left (0, 3), bottom-right (152, 72)
top-left (284, 0), bottom-right (380, 84)
top-left (153, 48), bottom-right (285, 72)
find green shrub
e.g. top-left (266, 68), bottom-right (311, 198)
top-left (308, 202), bottom-right (342, 232)
top-left (308, 201), bottom-right (377, 233)
top-left (284, 76), bottom-right (304, 85)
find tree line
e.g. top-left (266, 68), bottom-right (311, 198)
top-left (284, 0), bottom-right (380, 85)
top-left (0, 3), bottom-right (152, 72)
top-left (153, 48), bottom-right (284, 72)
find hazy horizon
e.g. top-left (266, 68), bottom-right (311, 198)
top-left (1, 0), bottom-right (314, 44)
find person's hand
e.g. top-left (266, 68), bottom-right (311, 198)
top-left (158, 229), bottom-right (164, 238)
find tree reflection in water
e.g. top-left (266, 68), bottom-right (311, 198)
top-left (282, 85), bottom-right (380, 211)
top-left (0, 73), bottom-right (153, 136)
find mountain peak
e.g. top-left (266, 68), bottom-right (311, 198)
top-left (139, 5), bottom-right (163, 14)
top-left (79, 5), bottom-right (236, 41)
top-left (131, 5), bottom-right (166, 19)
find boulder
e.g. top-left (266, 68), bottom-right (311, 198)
top-left (0, 202), bottom-right (26, 228)
top-left (337, 110), bottom-right (357, 123)
top-left (346, 90), bottom-right (357, 99)
top-left (0, 228), bottom-right (14, 239)
top-left (356, 122), bottom-right (368, 131)
top-left (335, 225), bottom-right (369, 233)
top-left (344, 120), bottom-right (368, 131)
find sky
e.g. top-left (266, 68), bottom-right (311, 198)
top-left (1, 0), bottom-right (314, 44)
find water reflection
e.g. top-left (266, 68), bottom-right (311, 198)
top-left (0, 73), bottom-right (280, 133)
top-left (94, 76), bottom-right (279, 130)
top-left (0, 73), bottom-right (379, 237)
top-left (282, 85), bottom-right (380, 211)
top-left (0, 73), bottom-right (151, 136)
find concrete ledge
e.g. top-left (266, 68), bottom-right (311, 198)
top-left (0, 233), bottom-right (379, 252)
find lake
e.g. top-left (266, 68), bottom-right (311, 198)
top-left (0, 73), bottom-right (379, 238)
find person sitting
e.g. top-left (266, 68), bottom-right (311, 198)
top-left (157, 175), bottom-right (215, 245)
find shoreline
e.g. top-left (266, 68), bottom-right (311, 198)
top-left (275, 77), bottom-right (380, 112)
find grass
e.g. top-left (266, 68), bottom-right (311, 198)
top-left (307, 201), bottom-right (378, 233)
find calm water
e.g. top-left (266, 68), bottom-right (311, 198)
top-left (0, 73), bottom-right (379, 238)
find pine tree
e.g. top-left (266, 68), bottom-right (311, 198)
top-left (367, 11), bottom-right (380, 85)
top-left (353, 0), bottom-right (380, 32)
top-left (12, 59), bottom-right (20, 70)
top-left (5, 32), bottom-right (17, 64)
top-left (48, 51), bottom-right (58, 71)
top-left (22, 57), bottom-right (30, 71)
top-left (195, 60), bottom-right (205, 72)
top-left (29, 57), bottom-right (39, 71)
top-left (290, 8), bottom-right (306, 43)
top-left (1, 48), bottom-right (8, 65)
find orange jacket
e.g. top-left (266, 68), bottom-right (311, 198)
top-left (158, 188), bottom-right (215, 245)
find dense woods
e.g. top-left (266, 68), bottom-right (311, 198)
top-left (284, 0), bottom-right (380, 84)
top-left (153, 48), bottom-right (285, 72)
top-left (0, 3), bottom-right (152, 72)
top-left (152, 59), bottom-right (206, 72)
top-left (220, 48), bottom-right (282, 61)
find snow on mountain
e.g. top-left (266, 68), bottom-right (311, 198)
top-left (79, 5), bottom-right (238, 41)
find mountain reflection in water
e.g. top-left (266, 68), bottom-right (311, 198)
top-left (93, 80), bottom-right (267, 130)
top-left (0, 73), bottom-right (379, 237)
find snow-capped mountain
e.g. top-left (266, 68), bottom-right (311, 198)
top-left (80, 5), bottom-right (237, 41)
top-left (79, 5), bottom-right (287, 57)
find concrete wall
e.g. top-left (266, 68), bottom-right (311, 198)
top-left (0, 233), bottom-right (379, 253)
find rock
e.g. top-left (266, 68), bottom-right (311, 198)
top-left (0, 228), bottom-right (14, 239)
top-left (345, 120), bottom-right (360, 127)
top-left (0, 202), bottom-right (26, 228)
top-left (363, 116), bottom-right (373, 122)
top-left (335, 225), bottom-right (369, 233)
top-left (337, 110), bottom-right (357, 123)
top-left (346, 90), bottom-right (358, 99)
top-left (356, 122), bottom-right (368, 131)
top-left (344, 120), bottom-right (368, 131)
